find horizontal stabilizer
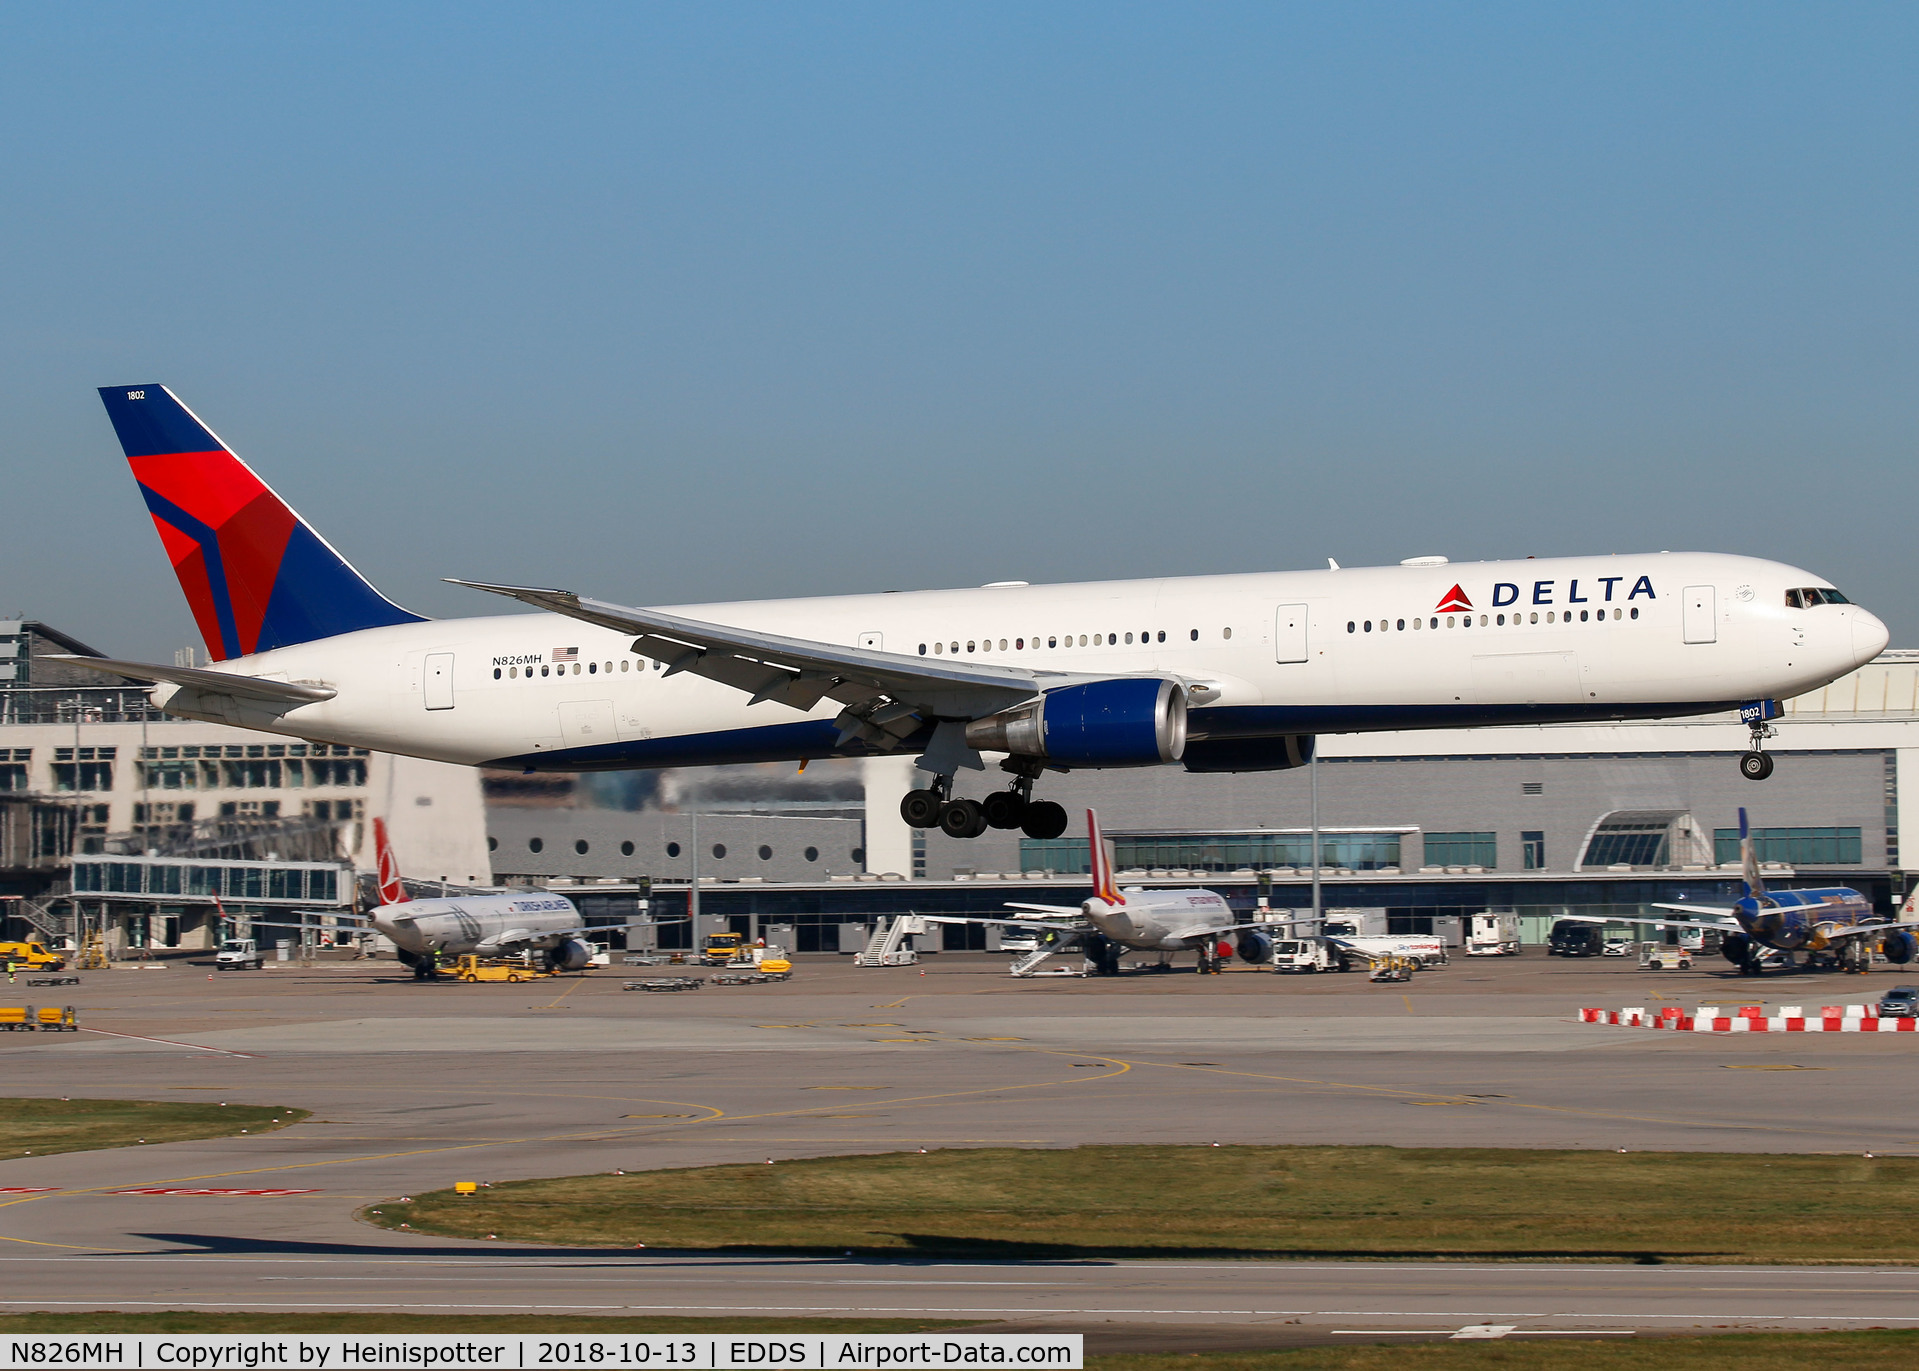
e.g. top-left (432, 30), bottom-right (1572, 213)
top-left (48, 654), bottom-right (336, 705)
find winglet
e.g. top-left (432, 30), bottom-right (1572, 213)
top-left (1087, 808), bottom-right (1124, 906)
top-left (1739, 806), bottom-right (1767, 900)
top-left (374, 817), bottom-right (409, 907)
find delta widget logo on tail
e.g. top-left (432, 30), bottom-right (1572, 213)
top-left (1435, 584), bottom-right (1473, 612)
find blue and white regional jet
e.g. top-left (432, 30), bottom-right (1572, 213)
top-left (66, 385), bottom-right (1890, 845)
top-left (1571, 809), bottom-right (1918, 975)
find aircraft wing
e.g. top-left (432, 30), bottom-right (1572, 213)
top-left (1003, 902), bottom-right (1084, 916)
top-left (48, 655), bottom-right (337, 705)
top-left (1815, 920), bottom-right (1914, 939)
top-left (1557, 907), bottom-right (1742, 931)
top-left (918, 913), bottom-right (1091, 933)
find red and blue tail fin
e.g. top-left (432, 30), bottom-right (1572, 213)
top-left (1087, 808), bottom-right (1125, 906)
top-left (97, 385), bottom-right (423, 661)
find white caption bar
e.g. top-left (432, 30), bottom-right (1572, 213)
top-left (0, 1336), bottom-right (1082, 1371)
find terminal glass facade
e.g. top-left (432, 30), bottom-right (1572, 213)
top-left (1712, 826), bottom-right (1863, 866)
top-left (1422, 832), bottom-right (1496, 867)
top-left (1018, 831), bottom-right (1405, 873)
top-left (72, 857), bottom-right (343, 903)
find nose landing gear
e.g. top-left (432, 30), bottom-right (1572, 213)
top-left (1739, 701), bottom-right (1779, 780)
top-left (898, 759), bottom-right (1071, 841)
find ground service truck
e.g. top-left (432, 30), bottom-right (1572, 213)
top-left (1466, 912), bottom-right (1521, 956)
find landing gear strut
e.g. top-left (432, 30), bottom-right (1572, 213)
top-left (1740, 714), bottom-right (1776, 780)
top-left (899, 758), bottom-right (1069, 841)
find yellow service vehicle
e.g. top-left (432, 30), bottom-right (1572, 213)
top-left (701, 931), bottom-right (747, 965)
top-left (0, 941), bottom-right (65, 972)
top-left (452, 954), bottom-right (543, 983)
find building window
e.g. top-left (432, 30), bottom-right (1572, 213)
top-left (711, 843), bottom-right (726, 859)
top-left (1583, 820), bottom-right (1668, 867)
top-left (1423, 832), bottom-right (1496, 867)
top-left (666, 842), bottom-right (681, 858)
top-left (911, 830), bottom-right (926, 879)
top-left (529, 837), bottom-right (544, 853)
top-left (805, 845), bottom-right (819, 862)
top-left (620, 840), bottom-right (634, 856)
top-left (1019, 831), bottom-right (1404, 874)
top-left (575, 839), bottom-right (589, 855)
top-left (1713, 826), bottom-right (1862, 866)
top-left (758, 844), bottom-right (773, 860)
top-left (1521, 831), bottom-right (1545, 870)
top-left (52, 746), bottom-right (115, 792)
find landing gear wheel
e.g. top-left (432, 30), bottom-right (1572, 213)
top-left (1020, 800), bottom-right (1069, 840)
top-left (900, 788), bottom-right (943, 828)
top-left (938, 797), bottom-right (988, 839)
top-left (981, 790), bottom-right (1028, 830)
top-left (1740, 751), bottom-right (1774, 780)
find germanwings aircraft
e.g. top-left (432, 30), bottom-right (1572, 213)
top-left (925, 809), bottom-right (1290, 974)
top-left (75, 385), bottom-right (1888, 844)
top-left (365, 818), bottom-right (605, 979)
top-left (1570, 809), bottom-right (1918, 976)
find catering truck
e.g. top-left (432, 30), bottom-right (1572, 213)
top-left (1466, 912), bottom-right (1521, 957)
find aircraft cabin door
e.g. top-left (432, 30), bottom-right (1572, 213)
top-left (1682, 586), bottom-right (1717, 644)
top-left (1274, 604), bottom-right (1308, 663)
top-left (424, 653), bottom-right (455, 710)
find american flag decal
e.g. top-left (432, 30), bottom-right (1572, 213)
top-left (554, 647), bottom-right (578, 661)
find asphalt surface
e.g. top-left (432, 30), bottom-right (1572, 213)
top-left (3, 951), bottom-right (1917, 1342)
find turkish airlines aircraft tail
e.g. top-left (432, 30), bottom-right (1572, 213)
top-left (1087, 809), bottom-right (1124, 906)
top-left (96, 385), bottom-right (424, 662)
top-left (373, 817), bottom-right (409, 907)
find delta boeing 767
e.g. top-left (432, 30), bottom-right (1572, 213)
top-left (66, 385), bottom-right (1889, 841)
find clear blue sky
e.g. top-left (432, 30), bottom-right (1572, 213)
top-left (5, 2), bottom-right (1915, 659)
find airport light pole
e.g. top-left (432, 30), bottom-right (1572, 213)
top-left (1309, 747), bottom-right (1322, 932)
top-left (689, 807), bottom-right (701, 946)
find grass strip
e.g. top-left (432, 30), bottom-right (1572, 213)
top-left (365, 1144), bottom-right (1919, 1263)
top-left (0, 1098), bottom-right (304, 1159)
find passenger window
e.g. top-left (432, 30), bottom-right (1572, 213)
top-left (1495, 615), bottom-right (1504, 626)
top-left (951, 642), bottom-right (959, 654)
top-left (1631, 607), bottom-right (1639, 619)
top-left (920, 644), bottom-right (928, 655)
top-left (1446, 616), bottom-right (1455, 628)
top-left (934, 642), bottom-right (942, 654)
top-left (588, 662), bottom-right (597, 673)
top-left (1223, 627), bottom-right (1232, 640)
top-left (621, 659), bottom-right (630, 671)
top-left (1048, 637), bottom-right (1057, 648)
top-left (541, 665), bottom-right (550, 676)
top-left (1479, 615), bottom-right (1487, 626)
top-left (1080, 635), bottom-right (1088, 646)
top-left (1000, 639), bottom-right (1008, 650)
top-left (1364, 621), bottom-right (1372, 633)
top-left (967, 641), bottom-right (975, 653)
top-left (1395, 620), bottom-right (1403, 632)
top-left (1348, 621), bottom-right (1356, 634)
top-left (1529, 612), bottom-right (1538, 624)
top-left (1429, 617), bottom-right (1438, 629)
top-left (1157, 631), bottom-right (1165, 642)
top-left (1413, 618), bottom-right (1421, 630)
top-left (1015, 638), bottom-right (1024, 650)
top-left (1125, 632), bottom-right (1134, 644)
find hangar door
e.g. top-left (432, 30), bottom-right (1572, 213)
top-left (1274, 604), bottom-right (1309, 663)
top-left (424, 653), bottom-right (455, 710)
top-left (1682, 585), bottom-right (1717, 644)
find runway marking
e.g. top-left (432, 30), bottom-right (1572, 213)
top-left (1333, 1327), bottom-right (1634, 1339)
top-left (107, 1187), bottom-right (319, 1197)
top-left (531, 978), bottom-right (591, 1011)
top-left (1402, 995), bottom-right (1414, 1015)
top-left (74, 1027), bottom-right (254, 1057)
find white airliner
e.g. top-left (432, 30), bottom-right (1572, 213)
top-left (366, 818), bottom-right (602, 979)
top-left (72, 385), bottom-right (1890, 844)
top-left (925, 809), bottom-right (1288, 974)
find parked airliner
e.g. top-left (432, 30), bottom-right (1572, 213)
top-left (72, 385), bottom-right (1888, 843)
top-left (366, 818), bottom-right (604, 979)
top-left (1572, 809), bottom-right (1918, 975)
top-left (924, 809), bottom-right (1286, 973)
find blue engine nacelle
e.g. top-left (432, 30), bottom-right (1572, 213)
top-left (546, 938), bottom-right (594, 971)
top-left (1235, 930), bottom-right (1274, 964)
top-left (964, 679), bottom-right (1186, 767)
top-left (1885, 929), bottom-right (1917, 965)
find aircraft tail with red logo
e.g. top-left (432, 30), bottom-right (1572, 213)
top-left (1087, 809), bottom-right (1125, 906)
top-left (97, 385), bottom-right (424, 662)
top-left (373, 817), bottom-right (410, 907)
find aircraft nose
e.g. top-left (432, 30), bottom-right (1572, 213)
top-left (1852, 607), bottom-right (1891, 666)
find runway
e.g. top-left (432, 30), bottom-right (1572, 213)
top-left (2, 953), bottom-right (1915, 1336)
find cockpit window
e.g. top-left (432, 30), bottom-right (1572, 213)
top-left (1786, 587), bottom-right (1850, 609)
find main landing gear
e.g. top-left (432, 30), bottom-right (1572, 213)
top-left (900, 760), bottom-right (1070, 840)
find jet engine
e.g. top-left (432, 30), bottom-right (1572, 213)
top-left (1235, 929), bottom-right (1274, 964)
top-left (963, 679), bottom-right (1186, 767)
top-left (1884, 929), bottom-right (1917, 965)
top-left (545, 938), bottom-right (595, 972)
top-left (1720, 932), bottom-right (1755, 967)
top-left (1181, 735), bottom-right (1315, 773)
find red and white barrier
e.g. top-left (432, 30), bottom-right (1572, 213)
top-left (1579, 1004), bottom-right (1915, 1033)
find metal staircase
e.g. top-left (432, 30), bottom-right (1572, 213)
top-left (855, 915), bottom-right (925, 966)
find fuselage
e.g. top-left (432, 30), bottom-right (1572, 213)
top-left (1736, 889), bottom-right (1877, 952)
top-left (154, 551), bottom-right (1887, 773)
top-left (1083, 890), bottom-right (1232, 950)
top-left (370, 892), bottom-right (580, 958)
